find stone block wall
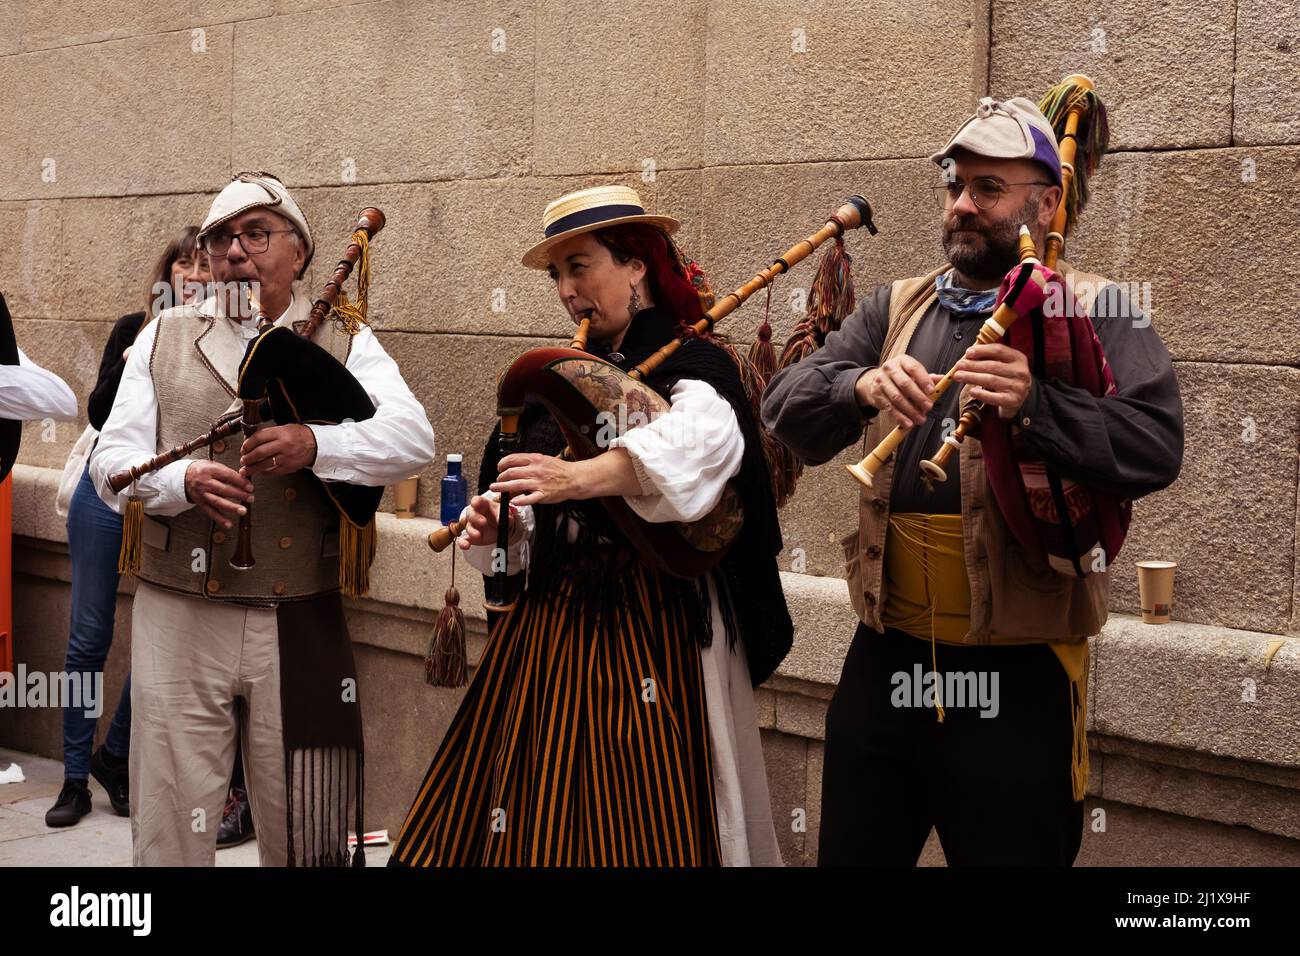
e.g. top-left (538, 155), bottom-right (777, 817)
top-left (2, 0), bottom-right (1297, 864)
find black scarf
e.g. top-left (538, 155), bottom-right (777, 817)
top-left (477, 306), bottom-right (793, 686)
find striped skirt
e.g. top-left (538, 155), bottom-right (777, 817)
top-left (390, 562), bottom-right (721, 866)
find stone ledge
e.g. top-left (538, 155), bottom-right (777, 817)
top-left (11, 465), bottom-right (1300, 775)
top-left (1096, 736), bottom-right (1300, 841)
top-left (11, 465), bottom-right (67, 545)
top-left (1093, 615), bottom-right (1299, 768)
top-left (766, 572), bottom-right (1300, 774)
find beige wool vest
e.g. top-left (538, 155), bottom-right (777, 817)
top-left (841, 261), bottom-right (1114, 645)
top-left (137, 295), bottom-right (355, 605)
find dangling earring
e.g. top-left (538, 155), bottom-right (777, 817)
top-left (628, 283), bottom-right (643, 316)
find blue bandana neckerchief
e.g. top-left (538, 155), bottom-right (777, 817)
top-left (935, 271), bottom-right (998, 318)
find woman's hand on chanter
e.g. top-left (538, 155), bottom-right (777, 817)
top-left (490, 452), bottom-right (585, 507)
top-left (457, 493), bottom-right (520, 550)
top-left (490, 449), bottom-right (642, 507)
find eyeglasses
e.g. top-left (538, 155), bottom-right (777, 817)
top-left (931, 177), bottom-right (1053, 212)
top-left (201, 227), bottom-right (296, 257)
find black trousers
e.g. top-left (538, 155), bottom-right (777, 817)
top-left (819, 623), bottom-right (1084, 866)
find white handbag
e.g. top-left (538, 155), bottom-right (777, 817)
top-left (54, 423), bottom-right (98, 519)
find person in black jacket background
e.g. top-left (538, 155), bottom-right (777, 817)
top-left (46, 227), bottom-right (212, 828)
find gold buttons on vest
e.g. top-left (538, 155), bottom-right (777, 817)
top-left (212, 531), bottom-right (227, 544)
top-left (284, 487), bottom-right (297, 502)
top-left (1020, 416), bottom-right (1031, 428)
top-left (212, 439), bottom-right (227, 454)
top-left (273, 582), bottom-right (286, 596)
top-left (206, 580), bottom-right (221, 595)
top-left (278, 536), bottom-right (292, 550)
top-left (871, 498), bottom-right (887, 512)
top-left (866, 544), bottom-right (882, 559)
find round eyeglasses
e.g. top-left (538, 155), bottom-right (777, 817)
top-left (931, 177), bottom-right (1053, 212)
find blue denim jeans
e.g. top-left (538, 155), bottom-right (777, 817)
top-left (62, 465), bottom-right (132, 779)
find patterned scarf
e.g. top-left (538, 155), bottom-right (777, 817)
top-left (935, 271), bottom-right (998, 317)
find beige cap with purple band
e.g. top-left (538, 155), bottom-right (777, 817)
top-left (930, 96), bottom-right (1063, 186)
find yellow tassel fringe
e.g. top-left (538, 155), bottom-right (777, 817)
top-left (338, 517), bottom-right (377, 598)
top-left (118, 495), bottom-right (144, 576)
top-left (331, 228), bottom-right (371, 335)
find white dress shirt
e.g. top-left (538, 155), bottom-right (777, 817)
top-left (90, 296), bottom-right (436, 515)
top-left (0, 348), bottom-right (77, 421)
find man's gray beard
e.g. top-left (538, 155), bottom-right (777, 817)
top-left (941, 194), bottom-right (1039, 282)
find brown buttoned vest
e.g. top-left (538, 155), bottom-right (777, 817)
top-left (841, 262), bottom-right (1114, 646)
top-left (136, 297), bottom-right (353, 605)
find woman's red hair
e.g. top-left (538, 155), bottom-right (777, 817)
top-left (593, 223), bottom-right (708, 332)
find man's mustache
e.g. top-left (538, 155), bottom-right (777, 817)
top-left (943, 214), bottom-right (988, 235)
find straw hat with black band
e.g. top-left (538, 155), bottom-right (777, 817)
top-left (522, 185), bottom-right (679, 269)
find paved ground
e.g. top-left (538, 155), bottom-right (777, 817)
top-left (0, 747), bottom-right (390, 866)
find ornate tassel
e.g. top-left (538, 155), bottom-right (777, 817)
top-left (756, 236), bottom-right (859, 507)
top-left (118, 494), bottom-right (144, 576)
top-left (677, 237), bottom-right (803, 507)
top-left (747, 286), bottom-right (778, 387)
top-left (330, 228), bottom-right (372, 335)
top-left (728, 326), bottom-right (795, 507)
top-left (1038, 78), bottom-right (1110, 232)
top-left (426, 545), bottom-right (467, 687)
top-left (776, 236), bottom-right (856, 374)
top-left (338, 517), bottom-right (376, 598)
top-left (778, 320), bottom-right (817, 372)
top-left (712, 335), bottom-right (763, 421)
top-left (768, 324), bottom-right (817, 506)
top-left (425, 585), bottom-right (467, 688)
top-left (806, 234), bottom-right (856, 343)
top-left (769, 440), bottom-right (802, 509)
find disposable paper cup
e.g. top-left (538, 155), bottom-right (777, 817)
top-left (1136, 560), bottom-right (1177, 624)
top-left (393, 475), bottom-right (419, 519)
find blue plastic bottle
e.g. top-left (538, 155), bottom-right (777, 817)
top-left (440, 454), bottom-right (468, 525)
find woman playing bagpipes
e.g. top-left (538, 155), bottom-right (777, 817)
top-left (390, 186), bottom-right (793, 866)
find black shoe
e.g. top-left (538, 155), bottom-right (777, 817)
top-left (216, 786), bottom-right (255, 849)
top-left (45, 779), bottom-right (92, 828)
top-left (90, 747), bottom-right (130, 817)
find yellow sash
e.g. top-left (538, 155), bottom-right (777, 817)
top-left (882, 512), bottom-right (970, 645)
top-left (881, 512), bottom-right (1089, 799)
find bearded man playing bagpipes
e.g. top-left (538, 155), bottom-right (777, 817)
top-left (89, 173), bottom-right (436, 866)
top-left (762, 83), bottom-right (1184, 865)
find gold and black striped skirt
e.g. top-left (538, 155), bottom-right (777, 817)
top-left (390, 561), bottom-right (721, 866)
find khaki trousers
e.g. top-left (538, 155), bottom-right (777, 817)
top-left (129, 582), bottom-right (307, 866)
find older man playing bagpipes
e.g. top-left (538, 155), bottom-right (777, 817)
top-left (90, 173), bottom-right (436, 866)
top-left (761, 79), bottom-right (1184, 865)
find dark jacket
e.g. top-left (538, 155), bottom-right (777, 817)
top-left (88, 311), bottom-right (146, 430)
